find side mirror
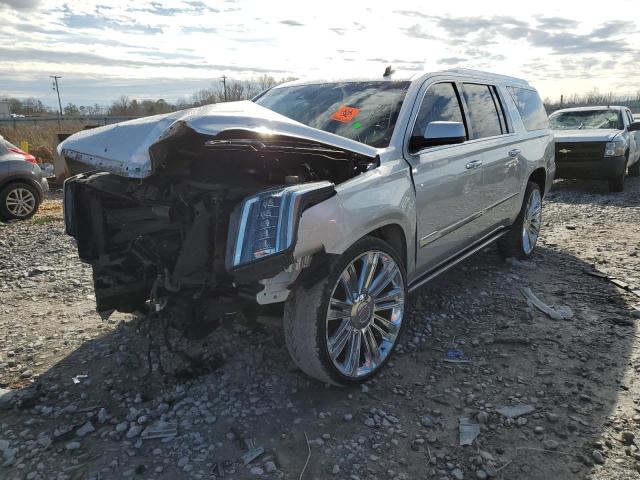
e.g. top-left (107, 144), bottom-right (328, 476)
top-left (410, 121), bottom-right (466, 151)
top-left (628, 122), bottom-right (640, 132)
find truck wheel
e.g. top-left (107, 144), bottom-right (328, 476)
top-left (283, 236), bottom-right (407, 385)
top-left (498, 181), bottom-right (542, 260)
top-left (628, 160), bottom-right (640, 177)
top-left (608, 168), bottom-right (626, 192)
top-left (0, 182), bottom-right (40, 221)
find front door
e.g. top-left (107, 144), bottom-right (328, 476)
top-left (408, 81), bottom-right (485, 277)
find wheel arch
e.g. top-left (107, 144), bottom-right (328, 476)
top-left (0, 175), bottom-right (45, 202)
top-left (528, 167), bottom-right (547, 198)
top-left (366, 223), bottom-right (408, 272)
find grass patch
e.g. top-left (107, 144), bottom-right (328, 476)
top-left (0, 121), bottom-right (89, 159)
top-left (32, 215), bottom-right (62, 225)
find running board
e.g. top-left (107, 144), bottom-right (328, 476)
top-left (408, 227), bottom-right (508, 293)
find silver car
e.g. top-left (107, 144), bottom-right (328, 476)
top-left (0, 135), bottom-right (49, 221)
top-left (60, 68), bottom-right (555, 384)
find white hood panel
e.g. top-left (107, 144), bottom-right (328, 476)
top-left (553, 129), bottom-right (621, 143)
top-left (58, 101), bottom-right (378, 178)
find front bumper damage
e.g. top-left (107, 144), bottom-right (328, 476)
top-left (61, 105), bottom-right (378, 324)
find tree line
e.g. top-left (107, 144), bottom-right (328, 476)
top-left (544, 89), bottom-right (640, 112)
top-left (5, 81), bottom-right (639, 118)
top-left (1, 75), bottom-right (296, 117)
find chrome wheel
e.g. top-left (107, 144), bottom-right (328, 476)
top-left (522, 189), bottom-right (541, 254)
top-left (326, 250), bottom-right (405, 379)
top-left (6, 187), bottom-right (36, 218)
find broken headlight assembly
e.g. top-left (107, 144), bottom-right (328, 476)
top-left (604, 140), bottom-right (625, 157)
top-left (226, 181), bottom-right (335, 272)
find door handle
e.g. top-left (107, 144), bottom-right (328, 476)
top-left (465, 160), bottom-right (483, 169)
top-left (508, 149), bottom-right (521, 157)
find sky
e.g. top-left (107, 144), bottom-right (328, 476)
top-left (1, 0), bottom-right (639, 108)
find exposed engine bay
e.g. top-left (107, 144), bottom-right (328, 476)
top-left (63, 129), bottom-right (377, 325)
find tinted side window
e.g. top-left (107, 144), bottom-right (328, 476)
top-left (412, 82), bottom-right (466, 139)
top-left (462, 83), bottom-right (503, 139)
top-left (507, 86), bottom-right (549, 131)
top-left (490, 86), bottom-right (509, 133)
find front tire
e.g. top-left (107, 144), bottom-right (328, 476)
top-left (0, 182), bottom-right (40, 221)
top-left (628, 160), bottom-right (640, 178)
top-left (498, 181), bottom-right (542, 260)
top-left (609, 171), bottom-right (626, 192)
top-left (283, 236), bottom-right (407, 385)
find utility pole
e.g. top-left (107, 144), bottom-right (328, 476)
top-left (50, 75), bottom-right (63, 124)
top-left (221, 75), bottom-right (228, 102)
top-left (560, 94), bottom-right (564, 107)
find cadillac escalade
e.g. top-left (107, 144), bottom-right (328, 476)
top-left (61, 69), bottom-right (555, 385)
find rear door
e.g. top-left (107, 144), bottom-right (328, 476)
top-left (459, 82), bottom-right (524, 231)
top-left (406, 80), bottom-right (486, 276)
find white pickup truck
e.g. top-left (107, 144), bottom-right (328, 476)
top-left (550, 106), bottom-right (640, 192)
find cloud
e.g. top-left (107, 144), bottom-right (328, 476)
top-left (415, 15), bottom-right (632, 55)
top-left (0, 71), bottom-right (233, 105)
top-left (61, 12), bottom-right (164, 35)
top-left (433, 15), bottom-right (528, 36)
top-left (535, 17), bottom-right (579, 30)
top-left (280, 20), bottom-right (304, 27)
top-left (181, 26), bottom-right (218, 34)
top-left (438, 57), bottom-right (467, 65)
top-left (393, 10), bottom-right (429, 19)
top-left (1, 1), bottom-right (638, 106)
top-left (0, 47), bottom-right (287, 74)
top-left (403, 24), bottom-right (435, 40)
top-left (591, 20), bottom-right (635, 38)
top-left (527, 30), bottom-right (626, 54)
top-left (133, 1), bottom-right (218, 16)
top-left (0, 0), bottom-right (39, 10)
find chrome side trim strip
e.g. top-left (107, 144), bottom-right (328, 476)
top-left (486, 191), bottom-right (519, 211)
top-left (419, 210), bottom-right (483, 248)
top-left (418, 192), bottom-right (518, 249)
top-left (409, 227), bottom-right (508, 293)
top-left (418, 231), bottom-right (439, 248)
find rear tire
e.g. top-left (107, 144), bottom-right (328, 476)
top-left (283, 236), bottom-right (407, 385)
top-left (498, 182), bottom-right (542, 260)
top-left (0, 182), bottom-right (40, 221)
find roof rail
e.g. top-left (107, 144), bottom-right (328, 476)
top-left (440, 68), bottom-right (530, 85)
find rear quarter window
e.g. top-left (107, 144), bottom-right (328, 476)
top-left (507, 87), bottom-right (549, 132)
top-left (461, 83), bottom-right (503, 139)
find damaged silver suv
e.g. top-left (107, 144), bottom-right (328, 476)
top-left (61, 69), bottom-right (554, 385)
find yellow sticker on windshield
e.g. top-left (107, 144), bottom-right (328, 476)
top-left (330, 105), bottom-right (361, 123)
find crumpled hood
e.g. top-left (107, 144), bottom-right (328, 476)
top-left (553, 129), bottom-right (622, 143)
top-left (58, 101), bottom-right (378, 178)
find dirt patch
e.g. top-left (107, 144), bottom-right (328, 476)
top-left (1, 179), bottom-right (639, 480)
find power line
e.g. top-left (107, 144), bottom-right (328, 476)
top-left (50, 75), bottom-right (63, 123)
top-left (221, 75), bottom-right (227, 102)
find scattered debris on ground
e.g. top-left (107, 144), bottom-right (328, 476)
top-left (1, 179), bottom-right (640, 479)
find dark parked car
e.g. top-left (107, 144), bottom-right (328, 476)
top-left (0, 135), bottom-right (49, 220)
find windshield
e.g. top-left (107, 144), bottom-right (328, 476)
top-left (549, 110), bottom-right (623, 130)
top-left (254, 81), bottom-right (410, 148)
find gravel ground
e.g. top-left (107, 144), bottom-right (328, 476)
top-left (1, 178), bottom-right (640, 480)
